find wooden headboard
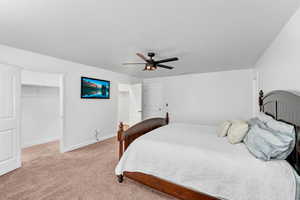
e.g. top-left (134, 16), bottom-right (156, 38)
top-left (259, 90), bottom-right (300, 173)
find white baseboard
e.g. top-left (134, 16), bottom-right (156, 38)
top-left (22, 137), bottom-right (60, 148)
top-left (100, 133), bottom-right (116, 141)
top-left (62, 133), bottom-right (115, 153)
top-left (0, 159), bottom-right (21, 176)
top-left (62, 139), bottom-right (96, 153)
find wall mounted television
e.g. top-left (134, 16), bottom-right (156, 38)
top-left (81, 77), bottom-right (110, 99)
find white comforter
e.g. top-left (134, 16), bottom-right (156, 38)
top-left (115, 123), bottom-right (297, 200)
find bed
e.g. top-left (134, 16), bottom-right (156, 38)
top-left (115, 90), bottom-right (300, 200)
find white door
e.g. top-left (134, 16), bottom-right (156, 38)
top-left (118, 91), bottom-right (130, 124)
top-left (142, 83), bottom-right (164, 119)
top-left (129, 83), bottom-right (142, 125)
top-left (0, 64), bottom-right (21, 176)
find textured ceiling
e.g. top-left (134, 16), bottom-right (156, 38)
top-left (0, 0), bottom-right (299, 78)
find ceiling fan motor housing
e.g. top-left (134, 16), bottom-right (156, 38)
top-left (147, 52), bottom-right (155, 58)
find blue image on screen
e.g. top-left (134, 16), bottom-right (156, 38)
top-left (81, 77), bottom-right (110, 99)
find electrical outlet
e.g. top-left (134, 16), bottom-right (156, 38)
top-left (95, 129), bottom-right (101, 141)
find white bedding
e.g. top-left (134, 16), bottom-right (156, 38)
top-left (115, 123), bottom-right (297, 200)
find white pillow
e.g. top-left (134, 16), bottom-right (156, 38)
top-left (227, 121), bottom-right (249, 144)
top-left (217, 121), bottom-right (232, 137)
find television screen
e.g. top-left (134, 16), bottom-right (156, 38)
top-left (81, 77), bottom-right (110, 99)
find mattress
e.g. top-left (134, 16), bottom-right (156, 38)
top-left (116, 123), bottom-right (297, 200)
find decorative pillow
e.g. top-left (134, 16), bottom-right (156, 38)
top-left (217, 121), bottom-right (232, 137)
top-left (266, 119), bottom-right (295, 134)
top-left (257, 113), bottom-right (275, 123)
top-left (244, 124), bottom-right (295, 161)
top-left (227, 121), bottom-right (249, 144)
top-left (247, 117), bottom-right (267, 129)
top-left (265, 119), bottom-right (296, 158)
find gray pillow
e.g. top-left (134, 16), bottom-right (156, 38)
top-left (244, 120), bottom-right (295, 161)
top-left (247, 117), bottom-right (267, 129)
top-left (266, 119), bottom-right (295, 134)
top-left (257, 113), bottom-right (275, 123)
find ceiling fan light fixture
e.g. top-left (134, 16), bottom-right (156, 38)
top-left (145, 65), bottom-right (157, 71)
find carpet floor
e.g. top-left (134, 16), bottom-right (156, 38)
top-left (0, 137), bottom-right (175, 200)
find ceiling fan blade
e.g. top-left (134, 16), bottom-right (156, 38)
top-left (136, 53), bottom-right (148, 62)
top-left (157, 64), bottom-right (174, 70)
top-left (122, 63), bottom-right (146, 65)
top-left (155, 57), bottom-right (178, 64)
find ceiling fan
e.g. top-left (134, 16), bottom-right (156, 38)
top-left (123, 52), bottom-right (179, 71)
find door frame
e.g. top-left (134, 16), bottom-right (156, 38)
top-left (20, 70), bottom-right (66, 153)
top-left (118, 82), bottom-right (142, 126)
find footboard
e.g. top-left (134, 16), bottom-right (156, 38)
top-left (117, 113), bottom-right (169, 160)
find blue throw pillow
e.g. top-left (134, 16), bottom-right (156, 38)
top-left (244, 118), bottom-right (295, 161)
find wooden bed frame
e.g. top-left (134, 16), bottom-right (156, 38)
top-left (116, 90), bottom-right (300, 200)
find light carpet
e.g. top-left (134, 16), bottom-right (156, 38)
top-left (0, 137), bottom-right (175, 200)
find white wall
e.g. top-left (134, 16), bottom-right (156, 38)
top-left (21, 85), bottom-right (60, 148)
top-left (255, 7), bottom-right (300, 93)
top-left (143, 69), bottom-right (254, 125)
top-left (0, 44), bottom-right (140, 152)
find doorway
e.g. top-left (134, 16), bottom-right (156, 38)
top-left (118, 83), bottom-right (142, 127)
top-left (21, 70), bottom-right (64, 156)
